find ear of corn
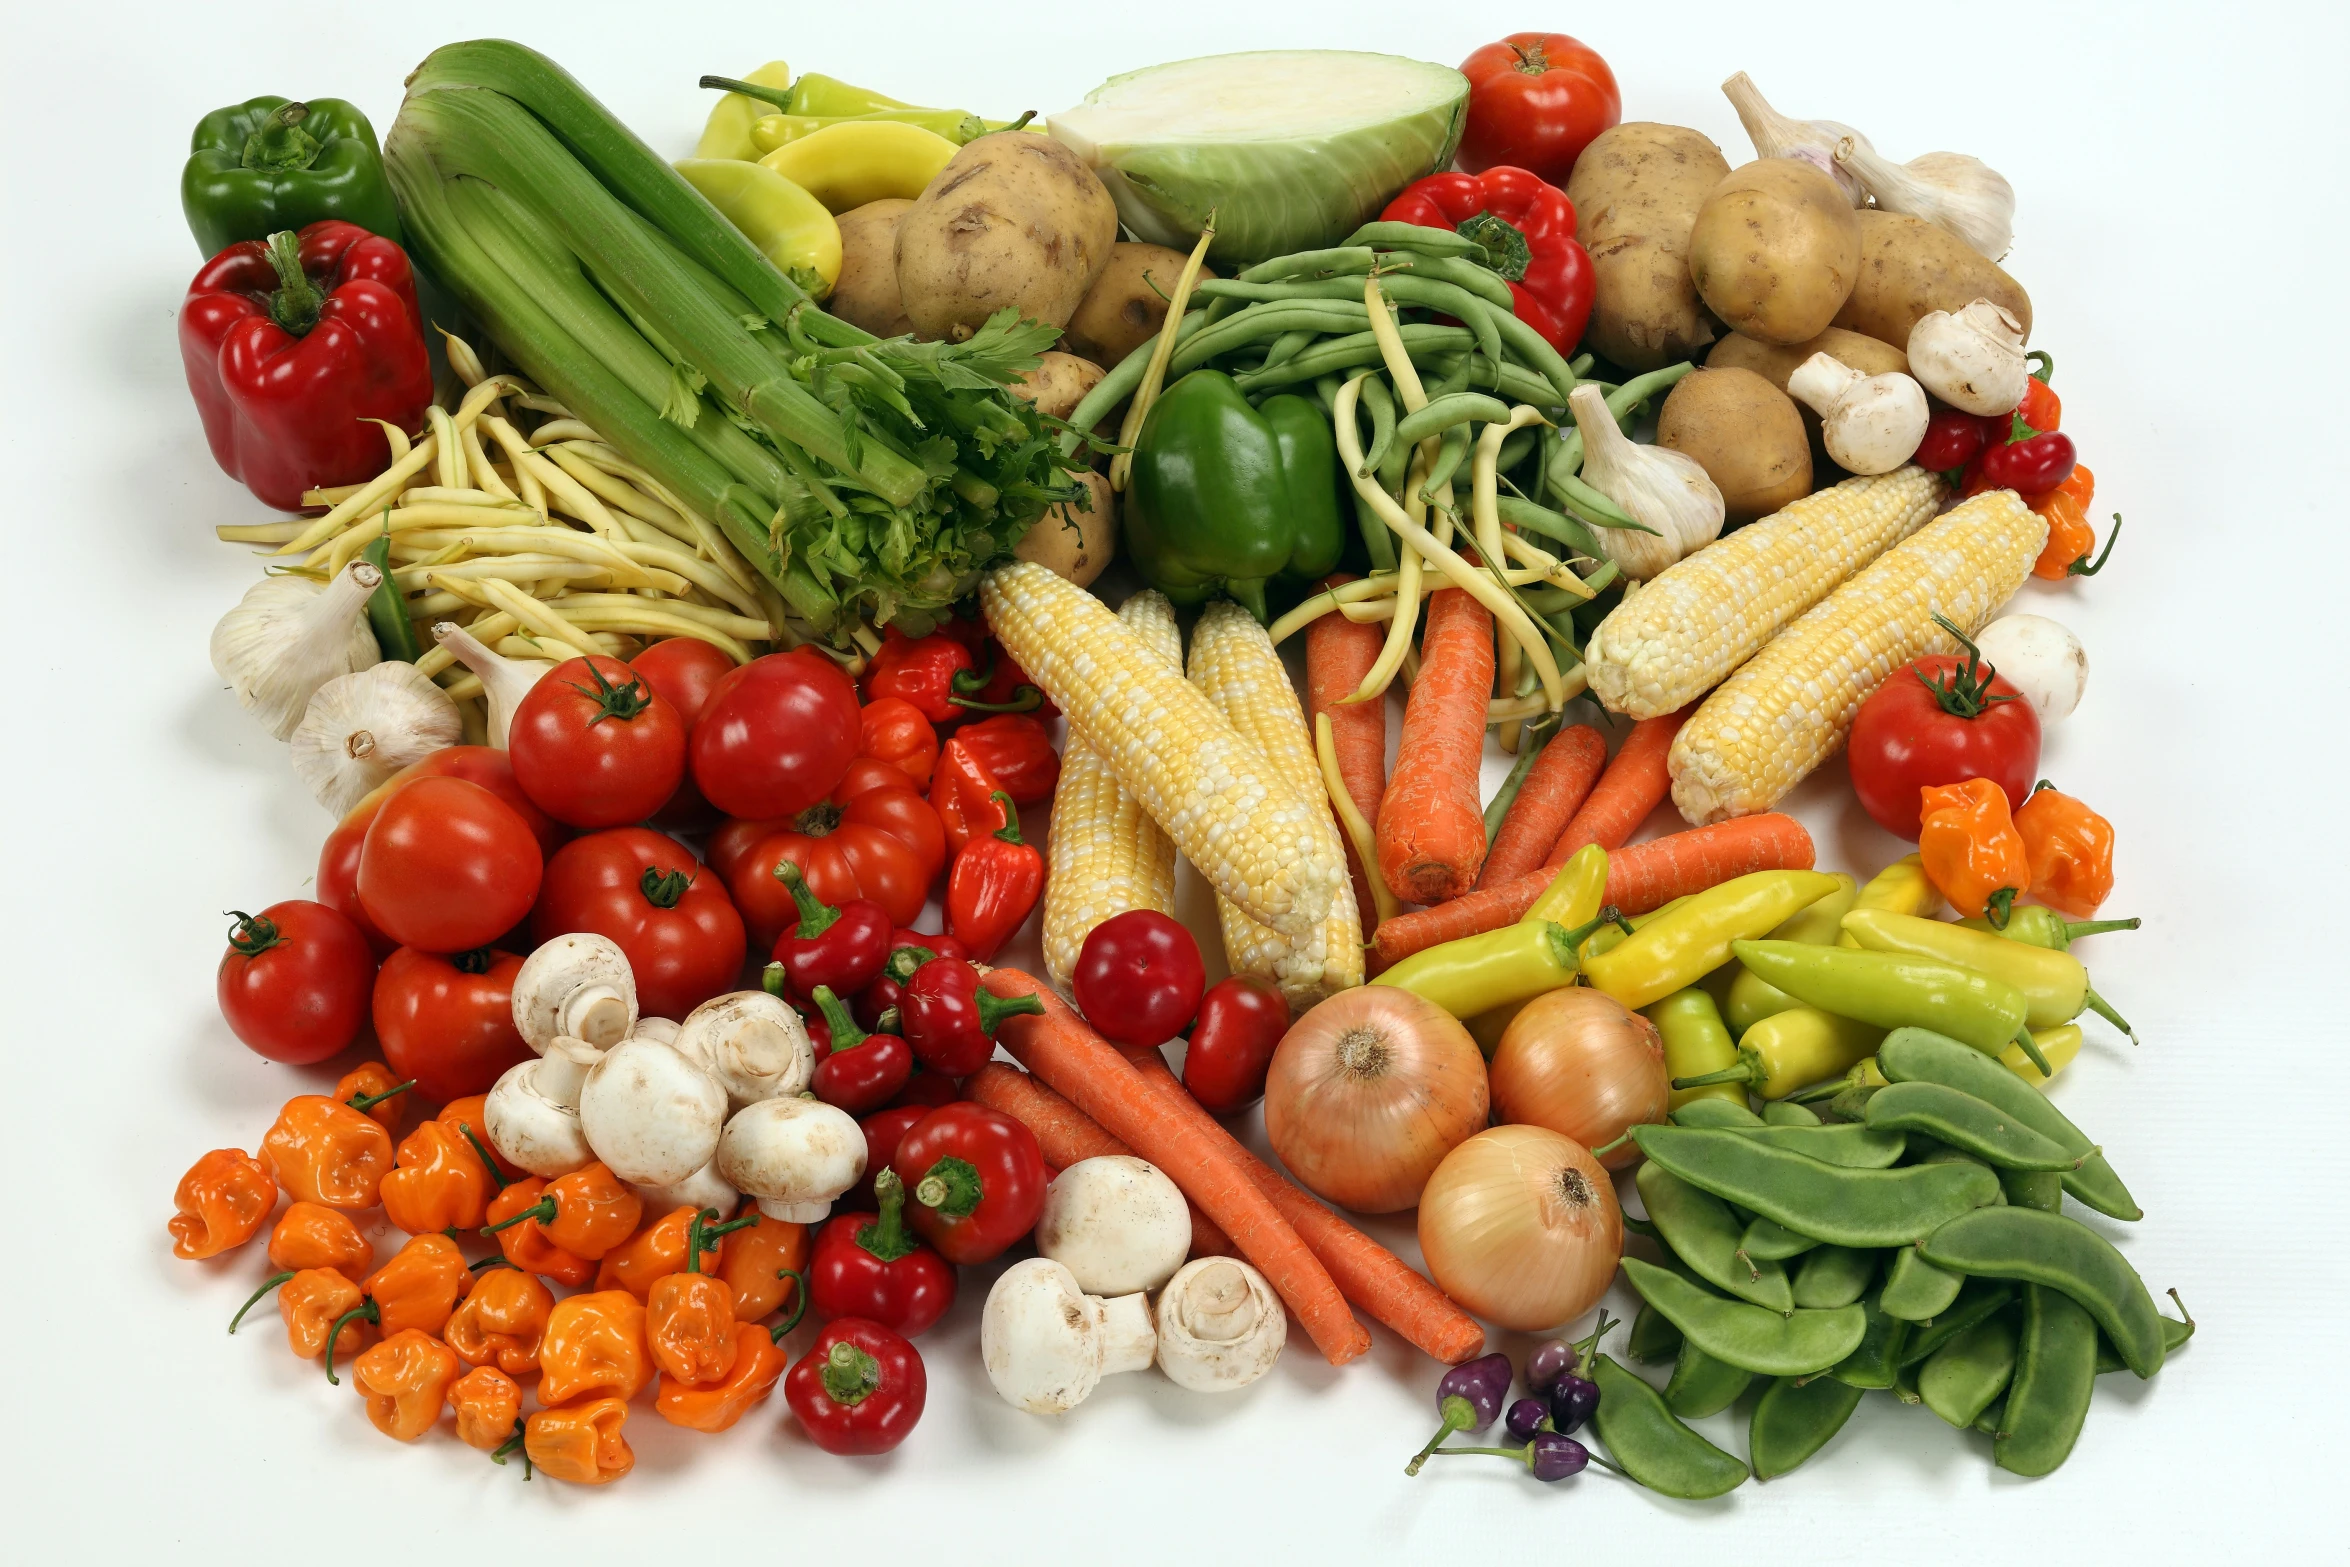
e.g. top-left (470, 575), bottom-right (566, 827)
top-left (1585, 467), bottom-right (1946, 719)
top-left (1188, 602), bottom-right (1365, 1011)
top-left (1669, 488), bottom-right (2048, 824)
top-left (981, 562), bottom-right (1342, 939)
top-left (1041, 590), bottom-right (1184, 990)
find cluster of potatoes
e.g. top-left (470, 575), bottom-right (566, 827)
top-left (1565, 124), bottom-right (2032, 519)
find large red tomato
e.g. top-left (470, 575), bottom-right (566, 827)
top-left (509, 654), bottom-right (687, 829)
top-left (1849, 651), bottom-right (2042, 840)
top-left (533, 827), bottom-right (747, 1020)
top-left (634, 636), bottom-right (737, 828)
top-left (372, 946), bottom-right (532, 1103)
top-left (691, 648), bottom-right (860, 819)
top-left (216, 900), bottom-right (377, 1064)
top-left (357, 776), bottom-right (544, 952)
top-left (726, 759), bottom-right (946, 947)
top-left (1457, 34), bottom-right (1622, 186)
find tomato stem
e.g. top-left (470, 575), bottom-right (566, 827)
top-left (223, 910), bottom-right (284, 958)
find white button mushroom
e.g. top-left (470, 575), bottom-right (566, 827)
top-left (511, 934), bottom-right (638, 1054)
top-left (1154, 1257), bottom-right (1287, 1392)
top-left (577, 1038), bottom-right (729, 1187)
top-left (628, 1016), bottom-right (681, 1047)
top-left (1906, 299), bottom-right (2029, 417)
top-left (981, 1257), bottom-right (1157, 1416)
top-left (716, 1096), bottom-right (865, 1223)
top-left (630, 1158), bottom-right (739, 1216)
top-left (1035, 1156), bottom-right (1192, 1296)
top-left (1785, 353), bottom-right (1929, 476)
top-left (484, 1037), bottom-right (602, 1178)
top-left (673, 991), bottom-right (815, 1111)
top-left (1973, 613), bottom-right (2089, 724)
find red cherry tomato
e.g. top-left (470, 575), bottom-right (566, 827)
top-left (691, 648), bottom-right (860, 819)
top-left (1179, 974), bottom-right (1290, 1113)
top-left (215, 900), bottom-right (376, 1064)
top-left (888, 1103), bottom-right (1047, 1266)
top-left (1849, 647), bottom-right (2043, 841)
top-left (371, 946), bottom-right (533, 1103)
top-left (320, 747), bottom-right (564, 954)
top-left (1072, 910), bottom-right (1206, 1048)
top-left (1457, 34), bottom-right (1622, 186)
top-left (356, 776), bottom-right (543, 953)
top-left (634, 636), bottom-right (736, 828)
top-left (508, 655), bottom-right (687, 829)
top-left (725, 760), bottom-right (946, 946)
top-left (532, 828), bottom-right (747, 1020)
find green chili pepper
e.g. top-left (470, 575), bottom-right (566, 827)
top-left (1994, 1284), bottom-right (2099, 1475)
top-left (1635, 1163), bottom-right (1794, 1313)
top-left (1917, 1207), bottom-right (2168, 1379)
top-left (1863, 1081), bottom-right (2082, 1171)
top-left (1730, 940), bottom-right (2046, 1069)
top-left (1959, 906), bottom-right (2141, 952)
top-left (1620, 1258), bottom-right (1866, 1378)
top-left (1877, 1028), bottom-right (2140, 1221)
top-left (1647, 989), bottom-right (1746, 1112)
top-left (1919, 1309), bottom-right (2019, 1430)
top-left (1841, 908), bottom-right (2135, 1040)
top-left (1724, 875), bottom-right (1858, 1035)
top-left (1881, 1245), bottom-right (1966, 1322)
top-left (1630, 1125), bottom-right (2000, 1250)
top-left (1748, 1373), bottom-right (1866, 1480)
top-left (1586, 1354), bottom-right (1748, 1499)
top-left (1791, 1245), bottom-right (1877, 1311)
top-left (1663, 1339), bottom-right (1755, 1420)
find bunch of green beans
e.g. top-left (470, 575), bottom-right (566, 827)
top-left (1590, 1026), bottom-right (2189, 1493)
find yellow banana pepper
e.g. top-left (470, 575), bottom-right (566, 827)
top-left (1525, 844), bottom-right (1608, 928)
top-left (759, 122), bottom-right (961, 213)
top-left (1583, 870), bottom-right (1843, 1012)
top-left (1840, 908), bottom-right (2133, 1036)
top-left (1377, 909), bottom-right (1624, 1021)
top-left (674, 160), bottom-right (842, 297)
top-left (697, 61), bottom-right (794, 162)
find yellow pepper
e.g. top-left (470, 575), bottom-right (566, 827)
top-left (675, 159), bottom-right (842, 296)
top-left (1840, 908), bottom-right (2133, 1036)
top-left (1377, 910), bottom-right (1624, 1020)
top-left (2001, 1023), bottom-right (2084, 1085)
top-left (1524, 844), bottom-right (1607, 927)
top-left (759, 121), bottom-right (961, 213)
top-left (1582, 870), bottom-right (1843, 1012)
top-left (1722, 874), bottom-right (1857, 1034)
top-left (1721, 1006), bottom-right (1884, 1101)
top-left (1576, 895), bottom-right (1689, 964)
top-left (1839, 853), bottom-right (1941, 943)
top-left (751, 110), bottom-right (984, 155)
top-left (696, 61), bottom-right (794, 162)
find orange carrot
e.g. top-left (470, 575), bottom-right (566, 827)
top-left (963, 1062), bottom-right (1232, 1259)
top-left (978, 969), bottom-right (1371, 1365)
top-left (1376, 588), bottom-right (1493, 905)
top-left (1306, 574), bottom-right (1389, 947)
top-left (1477, 723), bottom-right (1606, 888)
top-left (1121, 1050), bottom-right (1488, 1365)
top-left (1543, 705), bottom-right (1694, 867)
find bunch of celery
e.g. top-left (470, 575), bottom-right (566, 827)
top-left (384, 40), bottom-right (1080, 644)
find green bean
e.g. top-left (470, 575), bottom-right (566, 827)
top-left (1170, 304), bottom-right (1371, 376)
top-left (1792, 1245), bottom-right (1877, 1310)
top-left (1994, 1284), bottom-right (2098, 1475)
top-left (1552, 468), bottom-right (1646, 532)
top-left (1672, 1097), bottom-right (1762, 1128)
top-left (1621, 1259), bottom-right (1865, 1377)
top-left (1919, 1309), bottom-right (2018, 1430)
top-left (1495, 425), bottom-right (1538, 478)
top-left (1587, 1355), bottom-right (1748, 1499)
top-left (1863, 1081), bottom-right (2082, 1172)
top-left (2001, 1168), bottom-right (2065, 1212)
top-left (1881, 1244), bottom-right (1966, 1322)
top-left (1393, 393), bottom-right (1513, 449)
top-left (1749, 1374), bottom-right (1866, 1480)
top-left (1402, 252), bottom-right (1519, 312)
top-left (1232, 324), bottom-right (1479, 393)
top-left (1826, 1287), bottom-right (1910, 1389)
top-left (1631, 1125), bottom-right (2000, 1249)
top-left (1480, 300), bottom-right (1580, 405)
top-left (1236, 246), bottom-right (1378, 284)
top-left (1342, 220), bottom-right (1491, 259)
top-left (1627, 1302), bottom-right (1684, 1364)
top-left (1355, 372), bottom-right (1398, 477)
top-left (1059, 310), bottom-right (1212, 456)
top-left (1636, 1164), bottom-right (1794, 1312)
top-left (1548, 360), bottom-right (1701, 475)
top-left (1877, 1027), bottom-right (2139, 1221)
top-left (2095, 1291), bottom-right (2195, 1373)
top-left (1440, 352), bottom-right (1566, 408)
top-left (1765, 1099), bottom-right (1823, 1128)
top-left (1258, 329), bottom-right (1317, 370)
top-left (1496, 494), bottom-right (1604, 558)
top-left (1418, 424), bottom-right (1471, 502)
top-left (1918, 1207), bottom-right (2166, 1377)
top-left (1664, 1339), bottom-right (1755, 1419)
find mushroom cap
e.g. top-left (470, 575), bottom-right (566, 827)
top-left (675, 991), bottom-right (815, 1111)
top-left (483, 1039), bottom-right (601, 1179)
top-left (1154, 1257), bottom-right (1286, 1393)
top-left (1905, 300), bottom-right (2027, 416)
top-left (715, 1096), bottom-right (865, 1222)
top-left (1035, 1156), bottom-right (1192, 1296)
top-left (512, 934), bottom-right (638, 1054)
top-left (982, 1258), bottom-right (1114, 1415)
top-left (578, 1038), bottom-right (728, 1186)
top-left (628, 1016), bottom-right (681, 1047)
top-left (630, 1157), bottom-right (738, 1216)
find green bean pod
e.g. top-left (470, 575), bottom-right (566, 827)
top-left (2095, 1295), bottom-right (2196, 1373)
top-left (1636, 1163), bottom-right (1794, 1313)
top-left (1060, 311), bottom-right (1211, 456)
top-left (1496, 494), bottom-right (1605, 559)
top-left (1725, 1123), bottom-right (1908, 1169)
top-left (1919, 1309), bottom-right (2018, 1430)
top-left (1741, 1215), bottom-right (1822, 1262)
top-left (1550, 467), bottom-right (1646, 532)
top-left (1587, 1355), bottom-right (1748, 1500)
top-left (1864, 1081), bottom-right (2082, 1172)
top-left (2001, 1168), bottom-right (2064, 1212)
top-left (1626, 1302), bottom-right (1685, 1364)
top-left (1259, 328), bottom-right (1317, 369)
top-left (1393, 392), bottom-right (1513, 449)
top-left (1826, 1287), bottom-right (1910, 1389)
top-left (1792, 1245), bottom-right (1877, 1310)
top-left (1341, 220), bottom-right (1491, 259)
top-left (1632, 1125), bottom-right (2000, 1249)
top-left (1917, 1207), bottom-right (2167, 1377)
top-left (1620, 1259), bottom-right (1866, 1378)
top-left (1232, 324), bottom-right (1478, 393)
top-left (1748, 1374), bottom-right (1866, 1481)
top-left (1900, 1279), bottom-right (2018, 1366)
top-left (1418, 423), bottom-right (1472, 502)
top-left (1236, 245), bottom-right (1378, 284)
top-left (1664, 1339), bottom-right (1755, 1419)
top-left (1973, 1395), bottom-right (2006, 1436)
top-left (1170, 303), bottom-right (1371, 377)
top-left (1355, 372), bottom-right (1398, 476)
top-left (1391, 251), bottom-right (1519, 312)
top-left (1881, 1245), bottom-right (1966, 1322)
top-left (1994, 1284), bottom-right (2099, 1475)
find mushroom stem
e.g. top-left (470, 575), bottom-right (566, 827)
top-left (1173, 1260), bottom-right (1260, 1342)
top-left (1098, 1293), bottom-right (1158, 1376)
top-left (561, 983), bottom-right (633, 1046)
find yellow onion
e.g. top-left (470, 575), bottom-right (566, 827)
top-left (1491, 989), bottom-right (1668, 1171)
top-left (1263, 986), bottom-right (1487, 1214)
top-left (1418, 1125), bottom-right (1622, 1331)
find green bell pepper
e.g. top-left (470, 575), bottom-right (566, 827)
top-left (182, 97), bottom-right (403, 257)
top-left (1124, 370), bottom-right (1345, 622)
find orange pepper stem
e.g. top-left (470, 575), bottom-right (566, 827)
top-left (2068, 515), bottom-right (2122, 577)
top-left (685, 1207), bottom-right (757, 1275)
top-left (322, 1298), bottom-right (381, 1385)
top-left (228, 1271), bottom-right (295, 1335)
top-left (490, 1418), bottom-right (533, 1480)
top-left (345, 1078), bottom-right (417, 1114)
top-left (456, 1121), bottom-right (510, 1190)
top-left (769, 1269), bottom-right (810, 1341)
top-left (1983, 887), bottom-right (2019, 929)
top-left (480, 1194), bottom-right (557, 1237)
top-left (470, 1254), bottom-right (517, 1273)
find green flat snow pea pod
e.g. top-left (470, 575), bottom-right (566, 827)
top-left (1740, 1216), bottom-right (1820, 1262)
top-left (1995, 1284), bottom-right (2099, 1476)
top-left (1664, 1339), bottom-right (1755, 1419)
top-left (1672, 1098), bottom-right (1764, 1128)
top-left (1899, 1279), bottom-right (2017, 1367)
top-left (1973, 1395), bottom-right (2005, 1436)
top-left (1630, 1126), bottom-right (2000, 1249)
top-left (2002, 1168), bottom-right (2064, 1212)
top-left (1863, 1081), bottom-right (2081, 1171)
top-left (1876, 1027), bottom-right (2139, 1220)
top-left (1881, 1245), bottom-right (1966, 1321)
top-left (1920, 1309), bottom-right (2018, 1429)
top-left (1636, 1163), bottom-right (1794, 1312)
top-left (1918, 1207), bottom-right (2166, 1377)
top-left (1792, 1245), bottom-right (1877, 1310)
top-left (2095, 1291), bottom-right (2195, 1373)
top-left (1764, 1099), bottom-right (1823, 1127)
top-left (1731, 941), bottom-right (2039, 1062)
top-left (1740, 1124), bottom-right (1907, 1168)
top-left (1749, 1374), bottom-right (1866, 1480)
top-left (1621, 1259), bottom-right (1866, 1378)
top-left (1826, 1287), bottom-right (1909, 1389)
top-left (1588, 1355), bottom-right (1749, 1500)
top-left (1627, 1302), bottom-right (1684, 1364)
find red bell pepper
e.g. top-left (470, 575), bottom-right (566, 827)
top-left (946, 793), bottom-right (1043, 959)
top-left (930, 741), bottom-right (1009, 856)
top-left (1071, 909), bottom-right (1206, 1049)
top-left (785, 1318), bottom-right (926, 1455)
top-left (861, 629), bottom-right (975, 726)
top-left (898, 956), bottom-right (1045, 1076)
top-left (805, 1168), bottom-right (958, 1337)
top-left (808, 987), bottom-right (914, 1115)
top-left (179, 221), bottom-right (431, 511)
top-left (857, 697), bottom-right (941, 789)
top-left (888, 1102), bottom-right (1048, 1266)
top-left (951, 714), bottom-right (1061, 806)
top-left (1379, 169), bottom-right (1596, 356)
top-left (770, 862), bottom-right (893, 999)
top-left (1179, 974), bottom-right (1290, 1113)
top-left (853, 931), bottom-right (965, 1027)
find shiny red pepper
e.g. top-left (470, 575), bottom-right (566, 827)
top-left (899, 956), bottom-right (1043, 1076)
top-left (862, 629), bottom-right (977, 726)
top-left (770, 862), bottom-right (893, 999)
top-left (785, 1318), bottom-right (926, 1455)
top-left (1179, 973), bottom-right (1291, 1113)
top-left (178, 221), bottom-right (432, 511)
top-left (850, 1104), bottom-right (934, 1208)
top-left (929, 740), bottom-right (1008, 856)
top-left (854, 931), bottom-right (965, 1027)
top-left (808, 986), bottom-right (914, 1114)
top-left (887, 1069), bottom-right (962, 1111)
top-left (946, 792), bottom-right (1043, 959)
top-left (889, 1102), bottom-right (1048, 1265)
top-left (950, 714), bottom-right (1061, 805)
top-left (1975, 428), bottom-right (2078, 497)
top-left (1915, 407), bottom-right (2004, 472)
top-left (858, 697), bottom-right (941, 789)
top-left (1378, 168), bottom-right (1595, 354)
top-left (807, 1168), bottom-right (958, 1336)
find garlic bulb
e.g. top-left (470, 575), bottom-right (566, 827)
top-left (291, 661), bottom-right (463, 814)
top-left (1567, 384), bottom-right (1725, 581)
top-left (1721, 73), bottom-right (1872, 205)
top-left (1833, 139), bottom-right (2014, 260)
top-left (1908, 300), bottom-right (2028, 417)
top-left (433, 621), bottom-right (553, 748)
top-left (1785, 354), bottom-right (1929, 476)
top-left (209, 562), bottom-right (382, 740)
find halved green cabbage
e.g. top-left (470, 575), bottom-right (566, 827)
top-left (1049, 51), bottom-right (1468, 265)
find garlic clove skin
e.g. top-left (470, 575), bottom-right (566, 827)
top-left (433, 621), bottom-right (553, 749)
top-left (1907, 300), bottom-right (2029, 417)
top-left (1833, 138), bottom-right (2015, 261)
top-left (1721, 72), bottom-right (1871, 206)
top-left (1568, 384), bottom-right (1725, 580)
top-left (1153, 1257), bottom-right (1286, 1393)
top-left (289, 662), bottom-right (463, 816)
top-left (210, 561), bottom-right (383, 741)
top-left (1786, 353), bottom-right (1930, 476)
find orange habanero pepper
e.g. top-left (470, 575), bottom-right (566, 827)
top-left (538, 1289), bottom-right (652, 1405)
top-left (381, 1120), bottom-right (495, 1236)
top-left (352, 1329), bottom-right (465, 1441)
top-left (2014, 782), bottom-right (2117, 918)
top-left (334, 1064), bottom-right (415, 1138)
top-left (717, 1203), bottom-right (809, 1322)
top-left (1919, 778), bottom-right (2034, 923)
top-left (655, 1321), bottom-right (788, 1433)
top-left (322, 1234), bottom-right (471, 1383)
top-left (277, 1267), bottom-right (375, 1362)
top-left (481, 1162), bottom-right (640, 1261)
top-left (645, 1207), bottom-right (762, 1382)
top-left (449, 1365), bottom-right (523, 1453)
top-left (482, 1178), bottom-right (594, 1287)
top-left (595, 1206), bottom-right (723, 1302)
top-left (437, 1095), bottom-right (524, 1181)
top-left (267, 1200), bottom-right (373, 1282)
top-left (526, 1398), bottom-right (634, 1486)
top-left (168, 1148), bottom-right (276, 1260)
top-left (444, 1264), bottom-right (555, 1376)
top-left (261, 1095), bottom-right (395, 1210)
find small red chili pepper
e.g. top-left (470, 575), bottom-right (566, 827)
top-left (807, 1167), bottom-right (959, 1336)
top-left (1378, 167), bottom-right (1595, 355)
top-left (1072, 909), bottom-right (1207, 1048)
top-left (854, 931), bottom-right (966, 1027)
top-left (770, 861), bottom-right (894, 999)
top-left (1915, 407), bottom-right (2002, 473)
top-left (1973, 428), bottom-right (2078, 497)
top-left (862, 629), bottom-right (977, 726)
top-left (956, 642), bottom-right (1055, 718)
top-left (946, 792), bottom-right (1044, 959)
top-left (808, 987), bottom-right (914, 1114)
top-left (858, 696), bottom-right (941, 789)
top-left (849, 1103), bottom-right (935, 1208)
top-left (889, 1102), bottom-right (1048, 1266)
top-left (1179, 973), bottom-right (1292, 1113)
top-left (950, 713), bottom-right (1061, 805)
top-left (785, 1318), bottom-right (927, 1456)
top-left (929, 740), bottom-right (1008, 856)
top-left (899, 956), bottom-right (1045, 1076)
top-left (887, 1069), bottom-right (962, 1111)
top-left (2016, 357), bottom-right (2061, 432)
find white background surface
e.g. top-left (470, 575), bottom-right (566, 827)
top-left (4, 2), bottom-right (2344, 1561)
